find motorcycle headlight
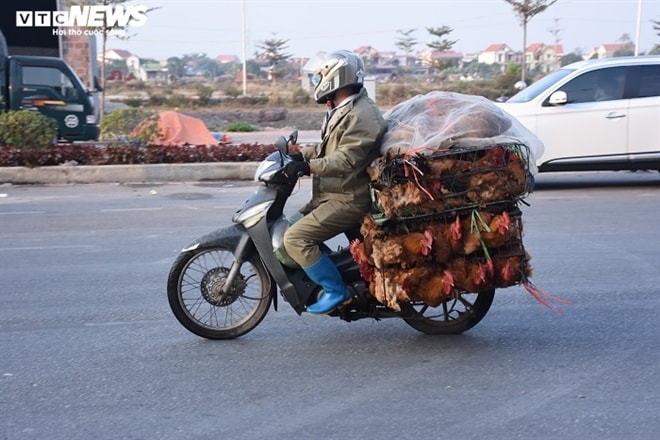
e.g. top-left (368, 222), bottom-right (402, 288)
top-left (232, 200), bottom-right (274, 228)
top-left (254, 160), bottom-right (280, 182)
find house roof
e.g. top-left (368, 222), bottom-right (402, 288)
top-left (215, 54), bottom-right (240, 63)
top-left (526, 43), bottom-right (544, 53)
top-left (601, 43), bottom-right (632, 51)
top-left (548, 44), bottom-right (564, 55)
top-left (354, 45), bottom-right (379, 57)
top-left (482, 43), bottom-right (511, 53)
top-left (431, 50), bottom-right (464, 59)
top-left (106, 48), bottom-right (132, 58)
top-left (526, 43), bottom-right (564, 55)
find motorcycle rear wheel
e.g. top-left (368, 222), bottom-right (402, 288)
top-left (402, 289), bottom-right (495, 335)
top-left (167, 246), bottom-right (273, 339)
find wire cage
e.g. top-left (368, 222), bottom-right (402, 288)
top-left (369, 143), bottom-right (533, 223)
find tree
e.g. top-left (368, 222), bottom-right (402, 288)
top-left (612, 33), bottom-right (635, 57)
top-left (255, 36), bottom-right (292, 81)
top-left (395, 29), bottom-right (418, 70)
top-left (651, 18), bottom-right (660, 55)
top-left (179, 53), bottom-right (220, 78)
top-left (503, 0), bottom-right (558, 83)
top-left (196, 57), bottom-right (221, 78)
top-left (166, 57), bottom-right (186, 81)
top-left (425, 26), bottom-right (458, 72)
top-left (560, 52), bottom-right (582, 66)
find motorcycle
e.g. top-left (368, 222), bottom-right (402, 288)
top-left (167, 130), bottom-right (495, 339)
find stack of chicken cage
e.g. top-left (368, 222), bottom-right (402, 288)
top-left (349, 91), bottom-right (543, 311)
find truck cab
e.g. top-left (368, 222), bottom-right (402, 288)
top-left (1, 54), bottom-right (99, 142)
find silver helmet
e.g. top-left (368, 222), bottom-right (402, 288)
top-left (304, 50), bottom-right (365, 104)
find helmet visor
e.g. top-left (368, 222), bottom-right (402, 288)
top-left (302, 52), bottom-right (329, 74)
top-left (304, 52), bottom-right (329, 90)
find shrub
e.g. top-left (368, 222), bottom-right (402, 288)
top-left (167, 93), bottom-right (192, 108)
top-left (196, 85), bottom-right (214, 106)
top-left (147, 94), bottom-right (167, 106)
top-left (123, 96), bottom-right (144, 107)
top-left (100, 108), bottom-right (160, 144)
top-left (0, 110), bottom-right (58, 149)
top-left (291, 88), bottom-right (310, 104)
top-left (225, 86), bottom-right (241, 98)
top-left (222, 122), bottom-right (257, 132)
top-left (0, 143), bottom-right (276, 167)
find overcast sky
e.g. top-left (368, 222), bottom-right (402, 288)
top-left (104, 0), bottom-right (659, 60)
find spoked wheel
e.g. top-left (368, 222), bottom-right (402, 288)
top-left (167, 246), bottom-right (273, 339)
top-left (401, 289), bottom-right (495, 335)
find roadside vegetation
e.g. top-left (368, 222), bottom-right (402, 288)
top-left (0, 61), bottom-right (573, 168)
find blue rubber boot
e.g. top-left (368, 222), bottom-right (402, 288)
top-left (304, 254), bottom-right (351, 314)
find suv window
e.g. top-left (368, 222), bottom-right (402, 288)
top-left (558, 66), bottom-right (626, 103)
top-left (637, 64), bottom-right (660, 97)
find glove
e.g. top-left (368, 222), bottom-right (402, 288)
top-left (289, 152), bottom-right (304, 162)
top-left (283, 161), bottom-right (310, 183)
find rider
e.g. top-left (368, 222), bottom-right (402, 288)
top-left (282, 50), bottom-right (386, 314)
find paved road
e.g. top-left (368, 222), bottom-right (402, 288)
top-left (1, 171), bottom-right (659, 440)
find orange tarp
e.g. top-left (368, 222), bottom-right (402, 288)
top-left (135, 111), bottom-right (220, 146)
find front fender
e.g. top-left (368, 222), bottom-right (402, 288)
top-left (181, 224), bottom-right (246, 252)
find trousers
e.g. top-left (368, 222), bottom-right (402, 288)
top-left (283, 198), bottom-right (370, 268)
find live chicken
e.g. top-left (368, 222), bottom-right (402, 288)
top-left (352, 140), bottom-right (535, 310)
top-left (371, 229), bottom-right (434, 269)
top-left (493, 253), bottom-right (532, 287)
top-left (415, 268), bottom-right (455, 306)
top-left (349, 239), bottom-right (374, 282)
top-left (374, 180), bottom-right (428, 218)
top-left (451, 258), bottom-right (495, 293)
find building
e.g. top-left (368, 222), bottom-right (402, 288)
top-left (126, 55), bottom-right (168, 81)
top-left (526, 43), bottom-right (563, 73)
top-left (477, 43), bottom-right (516, 65)
top-left (585, 43), bottom-right (635, 59)
top-left (102, 48), bottom-right (133, 63)
top-left (214, 54), bottom-right (240, 64)
top-left (420, 49), bottom-right (464, 68)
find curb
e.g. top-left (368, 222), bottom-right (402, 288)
top-left (0, 162), bottom-right (259, 185)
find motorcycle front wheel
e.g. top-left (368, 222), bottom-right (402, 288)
top-left (167, 246), bottom-right (273, 339)
top-left (401, 289), bottom-right (495, 335)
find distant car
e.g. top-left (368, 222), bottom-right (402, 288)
top-left (496, 55), bottom-right (660, 172)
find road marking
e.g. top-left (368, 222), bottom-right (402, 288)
top-left (0, 245), bottom-right (96, 251)
top-left (0, 211), bottom-right (46, 215)
top-left (83, 319), bottom-right (170, 327)
top-left (100, 207), bottom-right (163, 212)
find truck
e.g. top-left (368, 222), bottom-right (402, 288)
top-left (0, 1), bottom-right (100, 142)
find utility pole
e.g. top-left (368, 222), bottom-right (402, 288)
top-left (547, 18), bottom-right (562, 70)
top-left (241, 0), bottom-right (248, 95)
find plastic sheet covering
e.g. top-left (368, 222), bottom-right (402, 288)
top-left (132, 111), bottom-right (220, 146)
top-left (380, 91), bottom-right (544, 174)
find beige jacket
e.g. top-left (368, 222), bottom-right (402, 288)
top-left (301, 88), bottom-right (386, 207)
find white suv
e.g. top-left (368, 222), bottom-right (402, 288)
top-left (496, 55), bottom-right (660, 172)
